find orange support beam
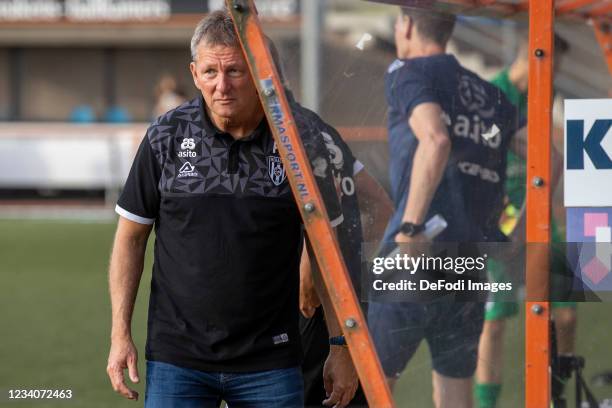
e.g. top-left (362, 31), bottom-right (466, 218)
top-left (593, 20), bottom-right (612, 75)
top-left (226, 1), bottom-right (396, 407)
top-left (369, 0), bottom-right (519, 14)
top-left (556, 0), bottom-right (601, 14)
top-left (526, 0), bottom-right (554, 406)
top-left (372, 0), bottom-right (610, 18)
top-left (590, 3), bottom-right (612, 17)
top-left (516, 1), bottom-right (529, 12)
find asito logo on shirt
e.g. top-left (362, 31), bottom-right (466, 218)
top-left (451, 75), bottom-right (501, 149)
top-left (179, 138), bottom-right (196, 158)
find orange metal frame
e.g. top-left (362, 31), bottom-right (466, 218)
top-left (223, 0), bottom-right (612, 406)
top-left (371, 0), bottom-right (612, 18)
top-left (556, 0), bottom-right (601, 14)
top-left (225, 1), bottom-right (395, 407)
top-left (367, 4), bottom-right (608, 408)
top-left (594, 19), bottom-right (612, 75)
top-left (526, 0), bottom-right (554, 406)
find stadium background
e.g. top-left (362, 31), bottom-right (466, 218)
top-left (1, 0), bottom-right (612, 406)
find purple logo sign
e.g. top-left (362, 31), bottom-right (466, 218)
top-left (567, 208), bottom-right (612, 289)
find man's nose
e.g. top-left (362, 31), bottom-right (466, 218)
top-left (216, 73), bottom-right (230, 93)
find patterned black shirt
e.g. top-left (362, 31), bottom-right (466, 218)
top-left (116, 96), bottom-right (342, 372)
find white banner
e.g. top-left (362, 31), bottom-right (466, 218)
top-left (0, 124), bottom-right (143, 188)
top-left (564, 99), bottom-right (612, 207)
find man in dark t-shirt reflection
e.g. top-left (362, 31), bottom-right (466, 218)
top-left (367, 7), bottom-right (519, 408)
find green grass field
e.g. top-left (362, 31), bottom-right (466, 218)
top-left (1, 219), bottom-right (611, 407)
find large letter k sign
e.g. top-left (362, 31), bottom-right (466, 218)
top-left (567, 119), bottom-right (612, 169)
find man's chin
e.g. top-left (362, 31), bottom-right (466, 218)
top-left (211, 109), bottom-right (237, 122)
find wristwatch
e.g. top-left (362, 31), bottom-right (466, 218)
top-left (329, 335), bottom-right (348, 347)
top-left (399, 222), bottom-right (425, 237)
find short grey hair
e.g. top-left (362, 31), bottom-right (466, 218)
top-left (190, 10), bottom-right (239, 61)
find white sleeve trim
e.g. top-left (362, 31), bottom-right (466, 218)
top-left (115, 205), bottom-right (155, 225)
top-left (330, 213), bottom-right (344, 228)
top-left (353, 160), bottom-right (364, 176)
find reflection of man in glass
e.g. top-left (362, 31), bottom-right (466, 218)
top-left (475, 32), bottom-right (574, 408)
top-left (266, 39), bottom-right (394, 408)
top-left (367, 7), bottom-right (518, 408)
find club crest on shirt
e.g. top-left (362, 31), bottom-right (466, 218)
top-left (267, 156), bottom-right (286, 186)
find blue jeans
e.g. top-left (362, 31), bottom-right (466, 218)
top-left (145, 361), bottom-right (304, 408)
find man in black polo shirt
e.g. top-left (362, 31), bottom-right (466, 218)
top-left (106, 10), bottom-right (349, 408)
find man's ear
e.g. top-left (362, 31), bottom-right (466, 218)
top-left (189, 61), bottom-right (200, 90)
top-left (405, 15), bottom-right (414, 40)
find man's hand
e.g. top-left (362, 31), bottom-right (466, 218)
top-left (394, 231), bottom-right (431, 259)
top-left (394, 231), bottom-right (429, 245)
top-left (107, 337), bottom-right (140, 401)
top-left (300, 280), bottom-right (321, 318)
top-left (304, 237), bottom-right (357, 406)
top-left (107, 217), bottom-right (150, 400)
top-left (322, 347), bottom-right (358, 408)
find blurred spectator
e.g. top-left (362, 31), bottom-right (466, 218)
top-left (153, 74), bottom-right (187, 118)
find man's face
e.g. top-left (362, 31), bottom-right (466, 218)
top-left (190, 43), bottom-right (260, 122)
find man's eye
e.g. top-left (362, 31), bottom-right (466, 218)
top-left (228, 69), bottom-right (242, 77)
top-left (204, 69), bottom-right (216, 76)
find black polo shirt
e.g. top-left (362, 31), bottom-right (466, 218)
top-left (116, 96), bottom-right (342, 372)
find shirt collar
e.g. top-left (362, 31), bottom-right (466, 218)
top-left (199, 95), bottom-right (267, 143)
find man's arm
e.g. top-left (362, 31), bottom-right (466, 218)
top-left (300, 170), bottom-right (393, 315)
top-left (107, 217), bottom-right (152, 401)
top-left (306, 238), bottom-right (358, 408)
top-left (354, 170), bottom-right (394, 253)
top-left (396, 102), bottom-right (451, 242)
top-left (299, 241), bottom-right (321, 318)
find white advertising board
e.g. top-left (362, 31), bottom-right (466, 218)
top-left (0, 124), bottom-right (143, 189)
top-left (564, 99), bottom-right (612, 207)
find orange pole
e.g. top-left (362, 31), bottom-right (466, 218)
top-left (226, 1), bottom-right (395, 407)
top-left (366, 0), bottom-right (517, 14)
top-left (590, 3), bottom-right (612, 17)
top-left (442, 0), bottom-right (516, 12)
top-left (556, 0), bottom-right (601, 14)
top-left (526, 0), bottom-right (554, 406)
top-left (593, 20), bottom-right (612, 76)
